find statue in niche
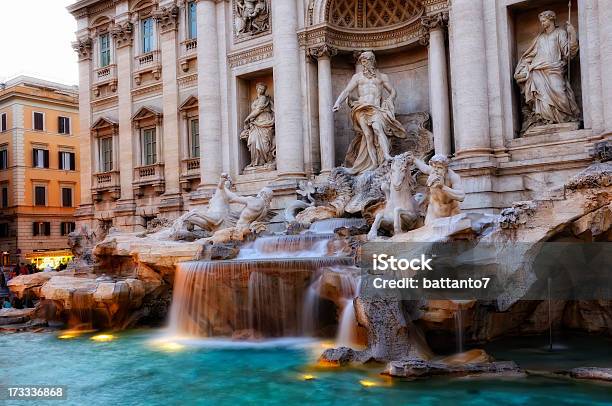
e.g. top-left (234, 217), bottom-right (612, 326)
top-left (333, 51), bottom-right (407, 174)
top-left (367, 152), bottom-right (422, 240)
top-left (235, 0), bottom-right (269, 37)
top-left (514, 10), bottom-right (580, 133)
top-left (240, 82), bottom-right (276, 169)
top-left (412, 154), bottom-right (465, 225)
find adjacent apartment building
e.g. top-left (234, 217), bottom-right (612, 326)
top-left (0, 76), bottom-right (80, 268)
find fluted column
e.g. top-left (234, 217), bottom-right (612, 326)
top-left (309, 45), bottom-right (338, 174)
top-left (599, 0), bottom-right (612, 134)
top-left (272, 0), bottom-right (305, 178)
top-left (196, 0), bottom-right (223, 187)
top-left (449, 0), bottom-right (492, 159)
top-left (112, 20), bottom-right (135, 201)
top-left (156, 5), bottom-right (181, 200)
top-left (421, 12), bottom-right (451, 156)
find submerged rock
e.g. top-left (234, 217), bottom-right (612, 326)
top-left (384, 358), bottom-right (523, 379)
top-left (565, 367), bottom-right (612, 382)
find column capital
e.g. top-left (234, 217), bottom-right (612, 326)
top-left (307, 44), bottom-right (338, 61)
top-left (111, 22), bottom-right (134, 48)
top-left (72, 37), bottom-right (92, 61)
top-left (153, 5), bottom-right (179, 33)
top-left (419, 11), bottom-right (449, 46)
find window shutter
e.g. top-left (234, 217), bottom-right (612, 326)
top-left (32, 149), bottom-right (37, 167)
top-left (43, 150), bottom-right (49, 168)
top-left (58, 117), bottom-right (64, 134)
top-left (70, 152), bottom-right (76, 170)
top-left (33, 222), bottom-right (38, 236)
top-left (58, 151), bottom-right (63, 170)
top-left (44, 222), bottom-right (51, 236)
top-left (66, 118), bottom-right (70, 134)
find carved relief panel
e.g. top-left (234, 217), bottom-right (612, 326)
top-left (233, 0), bottom-right (271, 42)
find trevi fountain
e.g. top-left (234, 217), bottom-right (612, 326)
top-left (2, 1), bottom-right (612, 404)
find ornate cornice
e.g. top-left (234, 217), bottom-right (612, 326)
top-left (419, 11), bottom-right (448, 46)
top-left (154, 5), bottom-right (179, 33)
top-left (111, 21), bottom-right (134, 48)
top-left (227, 43), bottom-right (273, 68)
top-left (178, 73), bottom-right (198, 89)
top-left (307, 44), bottom-right (338, 61)
top-left (72, 37), bottom-right (93, 61)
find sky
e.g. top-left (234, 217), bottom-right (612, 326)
top-left (0, 0), bottom-right (78, 86)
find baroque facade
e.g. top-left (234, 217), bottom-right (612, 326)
top-left (0, 77), bottom-right (80, 266)
top-left (68, 0), bottom-right (612, 232)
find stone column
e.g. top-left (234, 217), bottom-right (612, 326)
top-left (155, 5), bottom-right (182, 209)
top-left (599, 0), bottom-right (612, 134)
top-left (449, 0), bottom-right (492, 160)
top-left (196, 0), bottom-right (223, 187)
top-left (272, 0), bottom-right (305, 178)
top-left (421, 12), bottom-right (451, 156)
top-left (72, 37), bottom-right (93, 209)
top-left (112, 21), bottom-right (136, 202)
top-left (309, 45), bottom-right (337, 174)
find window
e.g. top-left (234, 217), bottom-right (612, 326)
top-left (61, 222), bottom-right (76, 236)
top-left (142, 128), bottom-right (157, 165)
top-left (34, 186), bottom-right (46, 206)
top-left (33, 222), bottom-right (51, 236)
top-left (59, 151), bottom-right (76, 171)
top-left (61, 187), bottom-right (73, 208)
top-left (0, 223), bottom-right (8, 238)
top-left (142, 18), bottom-right (154, 53)
top-left (1, 113), bottom-right (6, 132)
top-left (0, 149), bottom-right (7, 170)
top-left (33, 112), bottom-right (44, 131)
top-left (58, 116), bottom-right (71, 134)
top-left (189, 118), bottom-right (199, 158)
top-left (1, 186), bottom-right (7, 208)
top-left (100, 33), bottom-right (111, 67)
top-left (32, 148), bottom-right (49, 168)
top-left (100, 137), bottom-right (113, 172)
top-left (188, 1), bottom-right (197, 39)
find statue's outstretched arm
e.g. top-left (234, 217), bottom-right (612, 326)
top-left (333, 75), bottom-right (359, 111)
top-left (413, 158), bottom-right (432, 175)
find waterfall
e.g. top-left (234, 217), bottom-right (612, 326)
top-left (454, 309), bottom-right (464, 353)
top-left (335, 274), bottom-right (361, 346)
top-left (237, 234), bottom-right (334, 259)
top-left (307, 218), bottom-right (366, 234)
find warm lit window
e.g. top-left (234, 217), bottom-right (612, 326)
top-left (0, 149), bottom-right (7, 170)
top-left (59, 151), bottom-right (76, 171)
top-left (61, 222), bottom-right (76, 236)
top-left (1, 113), bottom-right (6, 132)
top-left (142, 18), bottom-right (154, 53)
top-left (61, 187), bottom-right (73, 208)
top-left (188, 1), bottom-right (197, 39)
top-left (189, 118), bottom-right (199, 158)
top-left (34, 186), bottom-right (46, 206)
top-left (58, 116), bottom-right (71, 134)
top-left (100, 33), bottom-right (111, 67)
top-left (32, 148), bottom-right (49, 168)
top-left (142, 128), bottom-right (157, 165)
top-left (33, 222), bottom-right (51, 236)
top-left (33, 112), bottom-right (44, 131)
top-left (100, 137), bottom-right (113, 172)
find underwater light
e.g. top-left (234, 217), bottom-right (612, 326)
top-left (58, 333), bottom-right (77, 339)
top-left (359, 380), bottom-right (378, 388)
top-left (90, 334), bottom-right (116, 342)
top-left (156, 341), bottom-right (186, 352)
top-left (301, 374), bottom-right (316, 381)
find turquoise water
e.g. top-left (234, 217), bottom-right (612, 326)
top-left (1, 331), bottom-right (611, 406)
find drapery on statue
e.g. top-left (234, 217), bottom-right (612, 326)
top-left (413, 154), bottom-right (465, 225)
top-left (235, 0), bottom-right (269, 36)
top-left (333, 51), bottom-right (407, 174)
top-left (240, 82), bottom-right (275, 168)
top-left (514, 10), bottom-right (580, 133)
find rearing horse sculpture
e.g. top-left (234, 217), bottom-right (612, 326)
top-left (367, 152), bottom-right (421, 240)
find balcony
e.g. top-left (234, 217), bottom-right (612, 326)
top-left (133, 163), bottom-right (165, 196)
top-left (180, 157), bottom-right (200, 191)
top-left (94, 64), bottom-right (117, 85)
top-left (92, 171), bottom-right (121, 201)
top-left (179, 39), bottom-right (197, 72)
top-left (134, 50), bottom-right (162, 85)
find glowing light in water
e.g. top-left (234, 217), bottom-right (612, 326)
top-left (359, 380), bottom-right (378, 387)
top-left (58, 333), bottom-right (78, 340)
top-left (156, 341), bottom-right (185, 352)
top-left (91, 334), bottom-right (115, 342)
top-left (301, 374), bottom-right (316, 381)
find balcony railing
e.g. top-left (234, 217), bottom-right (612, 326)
top-left (184, 38), bottom-right (197, 53)
top-left (92, 170), bottom-right (121, 201)
top-left (94, 64), bottom-right (117, 84)
top-left (134, 50), bottom-right (162, 84)
top-left (133, 163), bottom-right (165, 195)
top-left (179, 39), bottom-right (197, 72)
top-left (180, 157), bottom-right (200, 178)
